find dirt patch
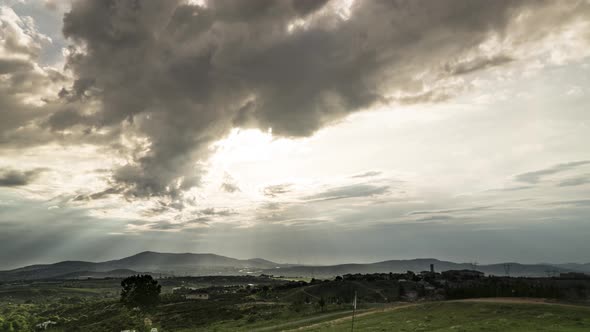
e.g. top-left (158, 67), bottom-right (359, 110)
top-left (286, 302), bottom-right (420, 331)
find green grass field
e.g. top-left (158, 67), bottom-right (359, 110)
top-left (301, 301), bottom-right (590, 332)
top-left (2, 276), bottom-right (589, 332)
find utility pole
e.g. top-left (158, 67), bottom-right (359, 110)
top-left (351, 291), bottom-right (357, 332)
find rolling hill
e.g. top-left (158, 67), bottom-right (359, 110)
top-left (0, 251), bottom-right (285, 281)
top-left (263, 258), bottom-right (577, 278)
top-left (0, 252), bottom-right (587, 281)
top-left (552, 262), bottom-right (590, 273)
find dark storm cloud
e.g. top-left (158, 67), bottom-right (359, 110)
top-left (292, 0), bottom-right (330, 16)
top-left (514, 160), bottom-right (590, 184)
top-left (53, 0), bottom-right (579, 202)
top-left (1, 0), bottom-right (587, 207)
top-left (0, 168), bottom-right (46, 187)
top-left (45, 108), bottom-right (92, 131)
top-left (304, 184), bottom-right (389, 201)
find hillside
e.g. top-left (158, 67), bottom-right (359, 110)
top-left (0, 252), bottom-right (284, 281)
top-left (553, 263), bottom-right (590, 273)
top-left (1, 253), bottom-right (587, 281)
top-left (264, 258), bottom-right (572, 278)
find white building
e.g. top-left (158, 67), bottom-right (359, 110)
top-left (185, 290), bottom-right (209, 300)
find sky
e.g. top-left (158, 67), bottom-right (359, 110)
top-left (1, 0), bottom-right (590, 269)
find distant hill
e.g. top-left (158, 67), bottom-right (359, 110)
top-left (263, 258), bottom-right (577, 278)
top-left (54, 269), bottom-right (141, 279)
top-left (0, 252), bottom-right (587, 281)
top-left (552, 263), bottom-right (590, 273)
top-left (0, 251), bottom-right (286, 281)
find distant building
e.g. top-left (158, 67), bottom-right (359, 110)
top-left (185, 289), bottom-right (209, 300)
top-left (35, 321), bottom-right (57, 330)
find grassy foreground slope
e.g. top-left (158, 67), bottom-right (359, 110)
top-left (300, 301), bottom-right (590, 332)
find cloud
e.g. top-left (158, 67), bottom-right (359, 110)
top-left (445, 54), bottom-right (514, 76)
top-left (0, 6), bottom-right (67, 147)
top-left (515, 160), bottom-right (590, 184)
top-left (485, 185), bottom-right (533, 193)
top-left (0, 168), bottom-right (45, 187)
top-left (263, 183), bottom-right (292, 197)
top-left (0, 57), bottom-right (33, 74)
top-left (351, 171), bottom-right (381, 178)
top-left (220, 182), bottom-right (240, 193)
top-left (557, 175), bottom-right (590, 187)
top-left (72, 187), bottom-right (123, 201)
top-left (187, 217), bottom-right (211, 225)
top-left (413, 215), bottom-right (455, 223)
top-left (258, 201), bottom-right (285, 211)
top-left (0, 0), bottom-right (588, 227)
top-left (304, 184), bottom-right (389, 201)
top-left (49, 0), bottom-right (590, 204)
top-left (547, 200), bottom-right (590, 208)
top-left (199, 207), bottom-right (236, 217)
top-left (407, 206), bottom-right (494, 216)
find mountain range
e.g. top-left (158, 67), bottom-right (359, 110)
top-left (0, 251), bottom-right (588, 281)
top-left (268, 259), bottom-right (584, 278)
top-left (0, 251), bottom-right (286, 281)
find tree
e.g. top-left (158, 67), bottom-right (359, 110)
top-left (318, 297), bottom-right (327, 312)
top-left (120, 274), bottom-right (161, 309)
